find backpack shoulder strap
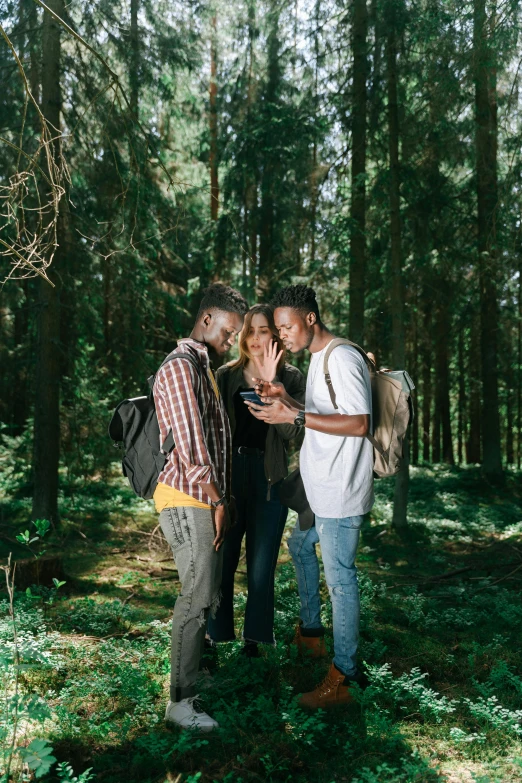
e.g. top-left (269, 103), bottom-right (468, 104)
top-left (323, 338), bottom-right (374, 410)
top-left (150, 350), bottom-right (202, 454)
top-left (149, 350), bottom-right (200, 391)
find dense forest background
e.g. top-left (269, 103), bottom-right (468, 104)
top-left (1, 4), bottom-right (522, 783)
top-left (1, 0), bottom-right (522, 521)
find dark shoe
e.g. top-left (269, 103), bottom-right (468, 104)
top-left (292, 623), bottom-right (328, 659)
top-left (200, 638), bottom-right (218, 672)
top-left (298, 662), bottom-right (356, 709)
top-left (240, 641), bottom-right (260, 658)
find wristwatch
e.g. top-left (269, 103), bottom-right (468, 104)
top-left (210, 494), bottom-right (227, 508)
top-left (294, 411), bottom-right (306, 428)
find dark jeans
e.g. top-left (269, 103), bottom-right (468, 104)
top-left (208, 451), bottom-right (288, 645)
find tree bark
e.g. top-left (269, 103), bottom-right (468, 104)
top-left (467, 316), bottom-right (482, 463)
top-left (130, 0), bottom-right (139, 117)
top-left (411, 296), bottom-right (419, 465)
top-left (258, 3), bottom-right (280, 290)
top-left (12, 282), bottom-right (28, 434)
top-left (506, 358), bottom-right (514, 464)
top-left (474, 0), bottom-right (503, 481)
top-left (210, 14), bottom-right (219, 222)
top-left (457, 327), bottom-right (466, 464)
top-left (310, 0), bottom-right (320, 268)
top-left (436, 297), bottom-right (454, 464)
top-left (386, 10), bottom-right (408, 528)
top-left (32, 0), bottom-right (64, 523)
top-left (103, 256), bottom-right (111, 354)
top-left (432, 365), bottom-right (441, 463)
top-left (387, 25), bottom-right (404, 370)
top-left (422, 302), bottom-right (432, 463)
top-left (247, 180), bottom-right (257, 290)
top-left (349, 0), bottom-right (368, 346)
top-left (518, 253), bottom-right (522, 469)
top-left (244, 0), bottom-right (257, 295)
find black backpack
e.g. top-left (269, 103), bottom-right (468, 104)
top-left (108, 350), bottom-right (200, 499)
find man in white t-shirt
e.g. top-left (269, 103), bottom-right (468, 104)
top-left (245, 284), bottom-right (374, 709)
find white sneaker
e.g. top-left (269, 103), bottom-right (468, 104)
top-left (164, 696), bottom-right (219, 732)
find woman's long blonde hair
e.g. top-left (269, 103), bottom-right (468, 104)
top-left (232, 304), bottom-right (286, 374)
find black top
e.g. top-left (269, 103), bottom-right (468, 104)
top-left (232, 387), bottom-right (269, 451)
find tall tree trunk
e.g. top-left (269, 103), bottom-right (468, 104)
top-left (349, 0), bottom-right (368, 346)
top-left (387, 31), bottom-right (404, 370)
top-left (386, 11), bottom-right (408, 528)
top-left (457, 327), bottom-right (466, 464)
top-left (467, 316), bottom-right (482, 463)
top-left (103, 257), bottom-right (111, 354)
top-left (474, 0), bottom-right (503, 481)
top-left (518, 253), bottom-right (522, 469)
top-left (310, 0), bottom-right (320, 268)
top-left (435, 295), bottom-right (454, 464)
top-left (244, 0), bottom-right (256, 296)
top-left (247, 180), bottom-right (257, 290)
top-left (432, 368), bottom-right (441, 463)
top-left (506, 356), bottom-right (514, 464)
top-left (32, 0), bottom-right (64, 523)
top-left (28, 0), bottom-right (39, 105)
top-left (411, 296), bottom-right (419, 465)
top-left (259, 172), bottom-right (273, 289)
top-left (259, 2), bottom-right (280, 290)
top-left (210, 14), bottom-right (219, 222)
top-left (12, 0), bottom-right (35, 434)
top-left (242, 194), bottom-right (248, 294)
top-left (12, 282), bottom-right (28, 434)
top-left (130, 0), bottom-right (139, 117)
top-left (422, 303), bottom-right (432, 462)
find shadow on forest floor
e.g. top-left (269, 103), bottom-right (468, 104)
top-left (1, 464), bottom-right (522, 783)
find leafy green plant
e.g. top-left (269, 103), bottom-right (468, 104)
top-left (15, 519), bottom-right (51, 559)
top-left (56, 761), bottom-right (95, 782)
top-left (464, 696), bottom-right (522, 737)
top-left (363, 664), bottom-right (457, 723)
top-left (57, 598), bottom-right (135, 637)
top-left (17, 738), bottom-right (56, 779)
top-left (449, 727), bottom-right (486, 744)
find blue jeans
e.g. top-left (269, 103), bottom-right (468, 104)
top-left (208, 451), bottom-right (288, 645)
top-left (288, 515), bottom-right (362, 677)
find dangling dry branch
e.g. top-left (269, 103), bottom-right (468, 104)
top-left (0, 24), bottom-right (68, 286)
top-left (1, 0), bottom-right (181, 286)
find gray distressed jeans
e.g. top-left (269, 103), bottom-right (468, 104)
top-left (159, 506), bottom-right (223, 701)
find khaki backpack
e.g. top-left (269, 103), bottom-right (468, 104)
top-left (323, 338), bottom-right (415, 478)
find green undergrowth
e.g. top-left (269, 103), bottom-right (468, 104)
top-left (1, 465), bottom-right (522, 782)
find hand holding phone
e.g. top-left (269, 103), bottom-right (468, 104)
top-left (239, 390), bottom-right (268, 407)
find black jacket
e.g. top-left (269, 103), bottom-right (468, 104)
top-left (216, 361), bottom-right (306, 491)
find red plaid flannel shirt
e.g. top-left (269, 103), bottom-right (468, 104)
top-left (153, 339), bottom-right (231, 503)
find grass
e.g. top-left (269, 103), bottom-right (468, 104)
top-left (1, 464), bottom-right (522, 782)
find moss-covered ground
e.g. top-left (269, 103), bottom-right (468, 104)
top-left (1, 465), bottom-right (522, 782)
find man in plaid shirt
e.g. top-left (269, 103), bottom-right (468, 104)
top-left (153, 284), bottom-right (248, 732)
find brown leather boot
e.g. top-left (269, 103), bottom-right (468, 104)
top-left (298, 663), bottom-right (355, 709)
top-left (292, 624), bottom-right (328, 659)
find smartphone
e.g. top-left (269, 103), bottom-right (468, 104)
top-left (239, 390), bottom-right (267, 407)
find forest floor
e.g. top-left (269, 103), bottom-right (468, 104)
top-left (1, 465), bottom-right (522, 783)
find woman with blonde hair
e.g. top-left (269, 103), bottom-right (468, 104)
top-left (206, 304), bottom-right (306, 658)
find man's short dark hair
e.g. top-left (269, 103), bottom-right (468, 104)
top-left (271, 284), bottom-right (321, 323)
top-left (197, 283), bottom-right (248, 318)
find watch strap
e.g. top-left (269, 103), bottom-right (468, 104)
top-left (294, 410), bottom-right (306, 427)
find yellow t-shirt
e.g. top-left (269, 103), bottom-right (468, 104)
top-left (153, 482), bottom-right (211, 512)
